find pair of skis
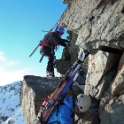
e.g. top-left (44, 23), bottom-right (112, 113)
top-left (35, 50), bottom-right (89, 124)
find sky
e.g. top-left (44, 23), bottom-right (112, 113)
top-left (0, 0), bottom-right (68, 86)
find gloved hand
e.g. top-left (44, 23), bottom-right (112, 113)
top-left (65, 40), bottom-right (70, 43)
top-left (64, 40), bottom-right (70, 47)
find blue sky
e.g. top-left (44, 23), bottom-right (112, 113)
top-left (0, 0), bottom-right (67, 85)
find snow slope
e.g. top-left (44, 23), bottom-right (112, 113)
top-left (0, 81), bottom-right (25, 124)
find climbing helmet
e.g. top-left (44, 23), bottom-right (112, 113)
top-left (75, 94), bottom-right (91, 113)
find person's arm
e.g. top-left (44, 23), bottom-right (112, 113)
top-left (51, 32), bottom-right (70, 47)
top-left (59, 39), bottom-right (69, 47)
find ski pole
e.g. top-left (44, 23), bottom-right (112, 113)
top-left (39, 54), bottom-right (44, 63)
top-left (29, 22), bottom-right (58, 57)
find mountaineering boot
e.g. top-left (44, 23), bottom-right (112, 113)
top-left (46, 71), bottom-right (55, 77)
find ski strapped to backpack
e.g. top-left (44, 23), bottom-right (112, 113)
top-left (35, 49), bottom-right (89, 124)
top-left (29, 23), bottom-right (58, 57)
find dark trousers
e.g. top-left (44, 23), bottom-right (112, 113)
top-left (40, 46), bottom-right (54, 72)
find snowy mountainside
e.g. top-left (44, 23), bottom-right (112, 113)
top-left (0, 81), bottom-right (25, 124)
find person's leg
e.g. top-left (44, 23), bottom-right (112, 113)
top-left (42, 47), bottom-right (54, 77)
top-left (46, 53), bottom-right (55, 77)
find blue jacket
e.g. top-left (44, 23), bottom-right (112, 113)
top-left (47, 96), bottom-right (74, 124)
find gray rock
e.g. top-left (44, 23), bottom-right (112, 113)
top-left (21, 75), bottom-right (59, 124)
top-left (108, 52), bottom-right (124, 96)
top-left (99, 94), bottom-right (124, 124)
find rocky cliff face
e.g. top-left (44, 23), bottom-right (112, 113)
top-left (61, 0), bottom-right (124, 50)
top-left (21, 0), bottom-right (124, 124)
top-left (57, 0), bottom-right (124, 123)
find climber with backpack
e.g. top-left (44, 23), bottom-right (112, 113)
top-left (46, 94), bottom-right (91, 124)
top-left (36, 93), bottom-right (91, 124)
top-left (39, 26), bottom-right (70, 77)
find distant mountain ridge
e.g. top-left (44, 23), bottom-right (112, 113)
top-left (0, 81), bottom-right (25, 124)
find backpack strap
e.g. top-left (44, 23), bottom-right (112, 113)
top-left (40, 41), bottom-right (50, 47)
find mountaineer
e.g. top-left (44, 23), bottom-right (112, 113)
top-left (39, 26), bottom-right (69, 77)
top-left (47, 94), bottom-right (91, 124)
